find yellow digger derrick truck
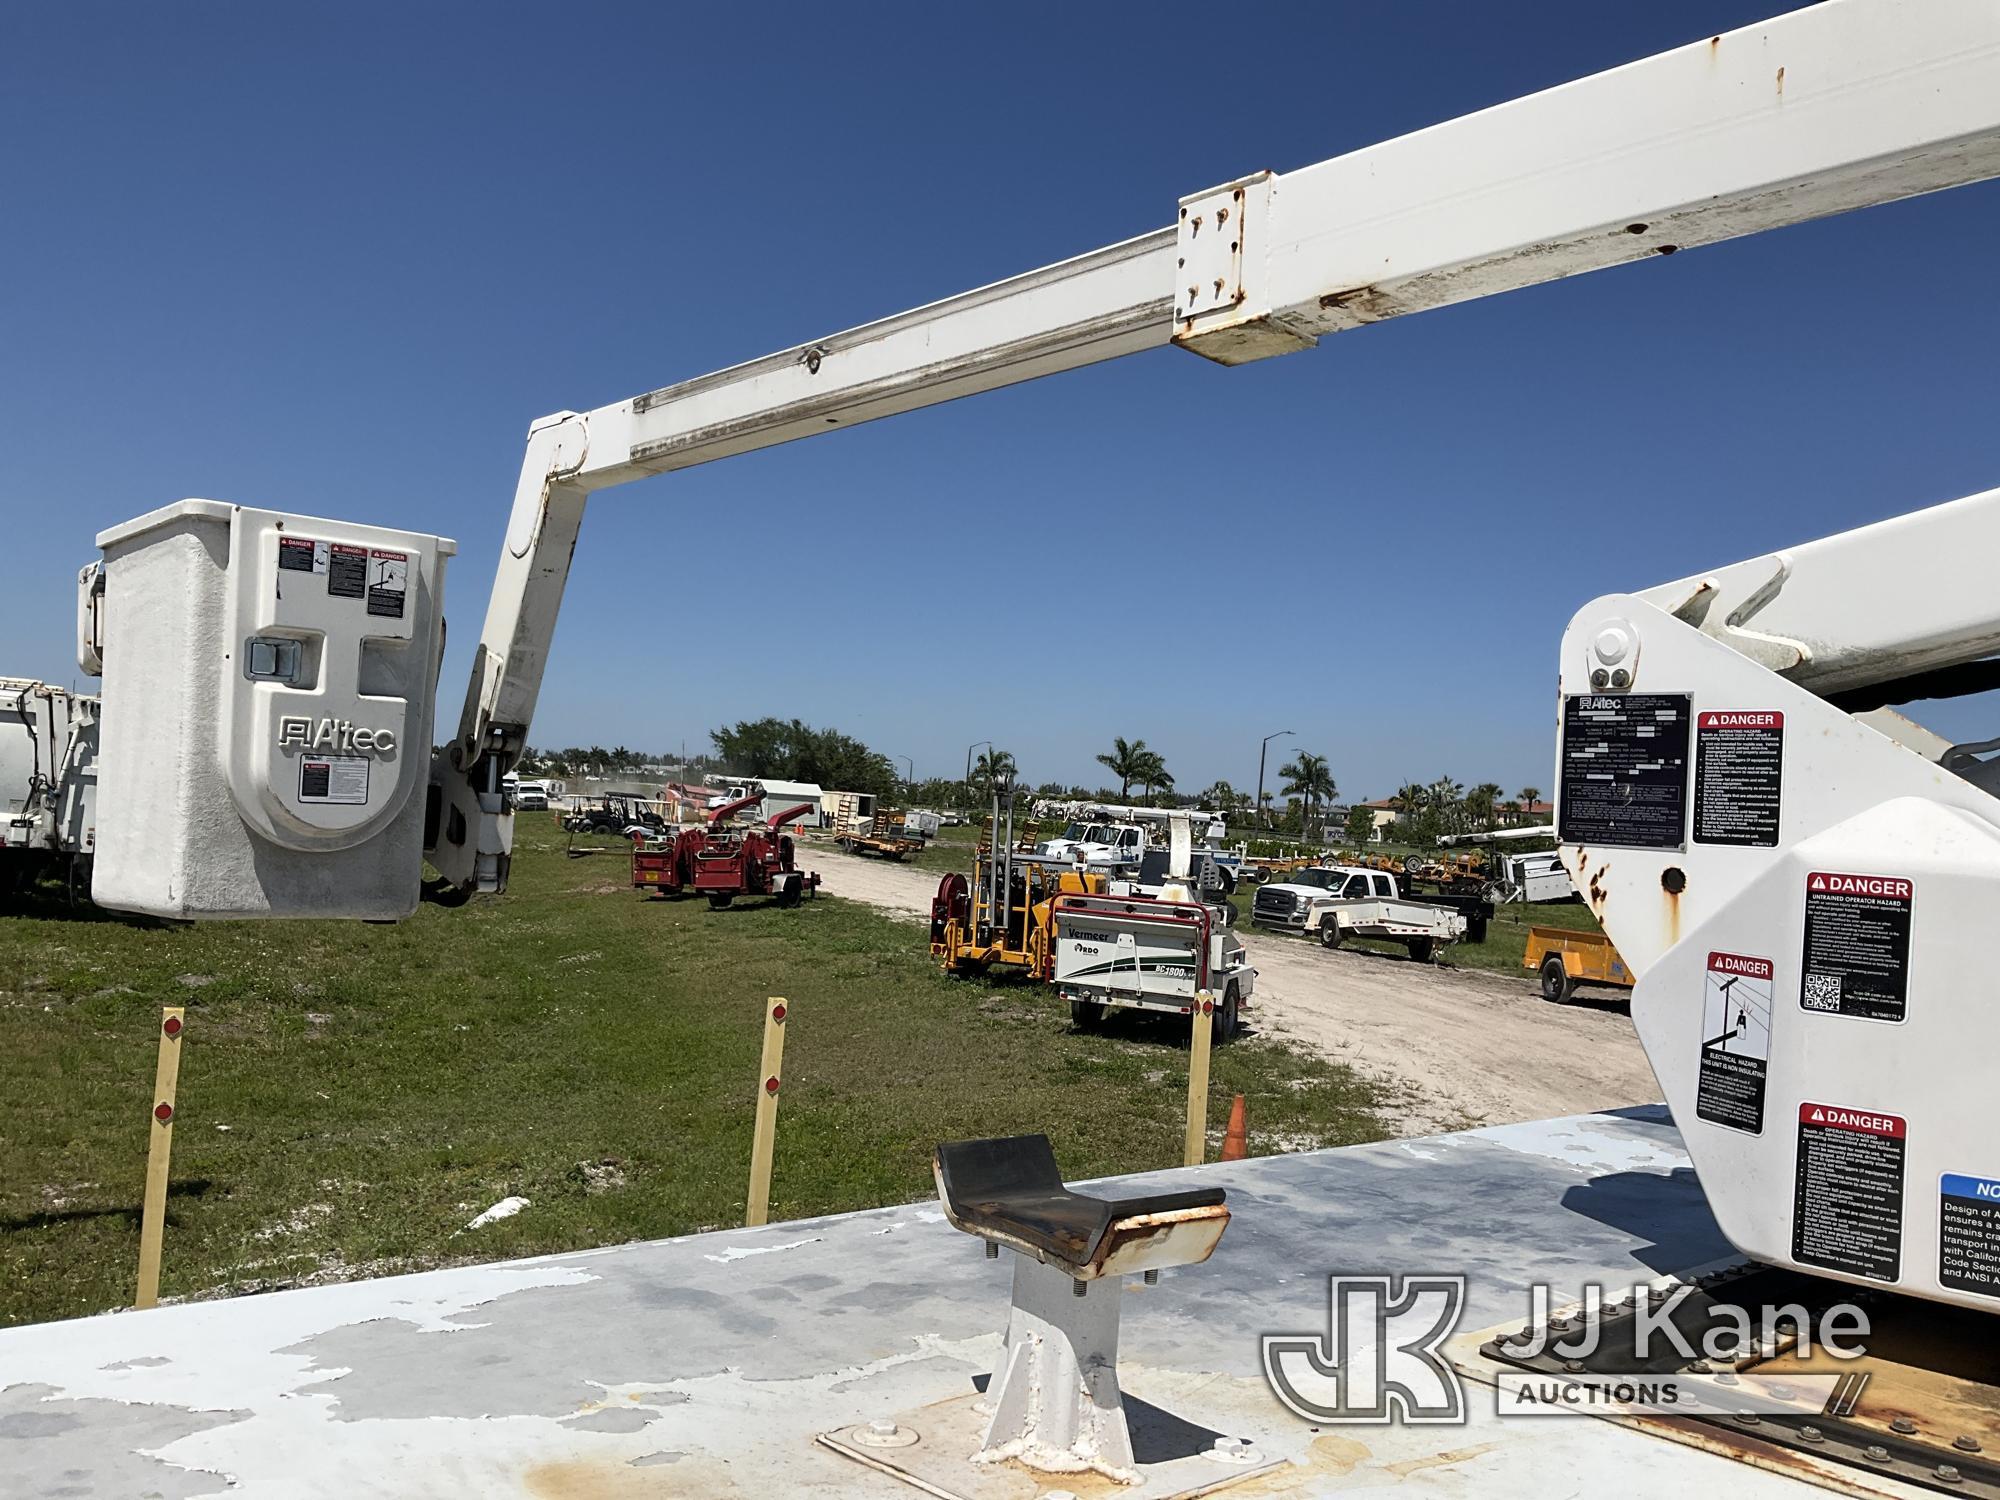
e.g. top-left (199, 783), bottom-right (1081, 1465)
top-left (930, 781), bottom-right (1101, 978)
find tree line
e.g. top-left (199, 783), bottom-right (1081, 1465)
top-left (524, 721), bottom-right (1544, 843)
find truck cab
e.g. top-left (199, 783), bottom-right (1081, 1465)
top-left (1250, 865), bottom-right (1398, 932)
top-left (1036, 820), bottom-right (1145, 874)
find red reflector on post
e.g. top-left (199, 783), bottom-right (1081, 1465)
top-left (764, 1076), bottom-right (780, 1094)
top-left (162, 1016), bottom-right (182, 1037)
top-left (771, 1004), bottom-right (787, 1022)
top-left (153, 1102), bottom-right (173, 1123)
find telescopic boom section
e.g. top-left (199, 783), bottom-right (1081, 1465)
top-left (430, 0), bottom-right (2000, 893)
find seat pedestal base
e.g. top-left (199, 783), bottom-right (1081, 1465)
top-left (978, 1254), bottom-right (1136, 1483)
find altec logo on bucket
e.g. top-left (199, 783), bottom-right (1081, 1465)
top-left (277, 716), bottom-right (398, 754)
top-left (1807, 873), bottom-right (1912, 899)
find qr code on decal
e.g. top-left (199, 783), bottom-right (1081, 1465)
top-left (1803, 972), bottom-right (1842, 1011)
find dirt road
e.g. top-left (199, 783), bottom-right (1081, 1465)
top-left (816, 847), bottom-right (1659, 1137)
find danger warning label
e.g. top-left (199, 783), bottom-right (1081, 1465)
top-left (1941, 1173), bottom-right (2000, 1299)
top-left (1794, 1102), bottom-right (1905, 1281)
top-left (328, 543), bottom-right (367, 599)
top-left (1801, 871), bottom-right (1913, 1023)
top-left (1693, 710), bottom-right (1782, 847)
top-left (299, 754), bottom-right (369, 806)
top-left (1697, 951), bottom-right (1772, 1134)
top-left (1557, 693), bottom-right (1691, 851)
top-left (277, 536), bottom-right (328, 576)
top-left (366, 549), bottom-right (408, 619)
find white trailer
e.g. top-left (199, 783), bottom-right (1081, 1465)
top-left (1314, 895), bottom-right (1467, 963)
top-left (1053, 890), bottom-right (1254, 1040)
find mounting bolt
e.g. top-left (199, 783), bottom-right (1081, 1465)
top-left (1689, 1360), bottom-right (1712, 1374)
top-left (1590, 669), bottom-right (1610, 689)
top-left (1938, 1464), bottom-right (1965, 1484)
top-left (1955, 1436), bottom-right (1983, 1454)
top-left (1562, 1359), bottom-right (1584, 1374)
top-left (1800, 1425), bottom-right (1825, 1444)
top-left (1864, 1445), bottom-right (1891, 1463)
top-left (1892, 1418), bottom-right (1918, 1435)
top-left (1609, 668), bottom-right (1631, 689)
top-left (1737, 1411), bottom-right (1761, 1426)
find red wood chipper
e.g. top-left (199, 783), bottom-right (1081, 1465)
top-left (631, 794), bottom-right (822, 909)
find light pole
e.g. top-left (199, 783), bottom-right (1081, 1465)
top-left (1257, 729), bottom-right (1294, 830)
top-left (894, 754), bottom-right (913, 788)
top-left (964, 739), bottom-right (991, 784)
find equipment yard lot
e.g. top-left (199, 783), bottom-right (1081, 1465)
top-left (0, 825), bottom-right (1385, 1328)
top-left (825, 850), bottom-right (1655, 1136)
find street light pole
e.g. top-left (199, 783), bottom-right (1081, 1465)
top-left (964, 739), bottom-right (991, 784)
top-left (1257, 730), bottom-right (1294, 830)
top-left (895, 754), bottom-right (913, 787)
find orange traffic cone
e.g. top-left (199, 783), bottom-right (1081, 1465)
top-left (1219, 1094), bottom-right (1249, 1161)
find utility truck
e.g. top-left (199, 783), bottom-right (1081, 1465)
top-left (1251, 863), bottom-right (1469, 960)
top-left (1, 679), bottom-right (99, 894)
top-left (1035, 806), bottom-right (1230, 881)
top-left (44, 8), bottom-right (2000, 1493)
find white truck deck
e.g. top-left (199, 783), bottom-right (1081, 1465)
top-left (0, 1107), bottom-right (1876, 1499)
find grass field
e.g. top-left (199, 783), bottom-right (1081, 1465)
top-left (0, 821), bottom-right (1388, 1327)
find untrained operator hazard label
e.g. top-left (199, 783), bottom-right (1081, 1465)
top-left (1557, 694), bottom-right (1691, 851)
top-left (1941, 1174), bottom-right (2000, 1299)
top-left (1794, 1102), bottom-right (1904, 1282)
top-left (1697, 951), bottom-right (1773, 1135)
top-left (1693, 710), bottom-right (1783, 847)
top-left (1801, 871), bottom-right (1913, 1023)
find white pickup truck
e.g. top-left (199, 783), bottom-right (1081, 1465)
top-left (1250, 864), bottom-right (1467, 962)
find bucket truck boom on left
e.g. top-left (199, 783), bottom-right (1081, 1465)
top-left (72, 0), bottom-right (2000, 916)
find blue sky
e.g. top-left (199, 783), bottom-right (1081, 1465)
top-left (5, 2), bottom-right (1998, 802)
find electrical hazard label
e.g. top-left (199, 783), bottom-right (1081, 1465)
top-left (1794, 1102), bottom-right (1905, 1282)
top-left (1940, 1174), bottom-right (2000, 1299)
top-left (277, 536), bottom-right (328, 575)
top-left (1801, 871), bottom-right (1912, 1023)
top-left (298, 754), bottom-right (369, 806)
top-left (1557, 693), bottom-right (1691, 851)
top-left (1697, 951), bottom-right (1772, 1134)
top-left (327, 543), bottom-right (367, 599)
top-left (366, 549), bottom-right (408, 619)
top-left (1693, 710), bottom-right (1782, 847)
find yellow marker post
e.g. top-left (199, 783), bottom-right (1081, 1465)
top-left (135, 1007), bottom-right (187, 1309)
top-left (1182, 992), bottom-right (1214, 1167)
top-left (745, 997), bottom-right (790, 1227)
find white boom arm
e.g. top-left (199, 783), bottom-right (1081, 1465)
top-left (431, 0), bottom-right (2000, 892)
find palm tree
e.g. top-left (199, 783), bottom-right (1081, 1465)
top-left (970, 747), bottom-right (1017, 797)
top-left (1468, 782), bottom-right (1505, 831)
top-left (1518, 785), bottom-right (1542, 825)
top-left (1095, 737), bottom-right (1152, 800)
top-left (1134, 750), bottom-right (1173, 802)
top-left (1280, 752), bottom-right (1338, 829)
top-left (1198, 780), bottom-right (1240, 813)
top-left (1394, 781), bottom-right (1429, 815)
top-left (1426, 775), bottom-right (1465, 834)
